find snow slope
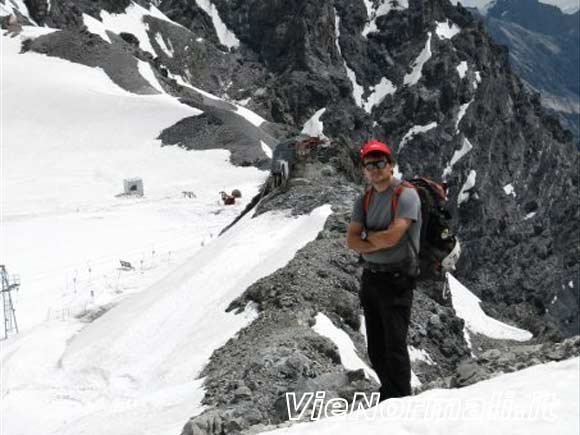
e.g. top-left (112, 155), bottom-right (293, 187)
top-left (334, 12), bottom-right (364, 108)
top-left (404, 33), bottom-right (432, 86)
top-left (312, 313), bottom-right (379, 383)
top-left (99, 2), bottom-right (183, 55)
top-left (362, 0), bottom-right (409, 37)
top-left (1, 28), bottom-right (267, 333)
top-left (263, 357), bottom-right (579, 434)
top-left (448, 273), bottom-right (533, 343)
top-left (302, 108), bottom-right (328, 139)
top-left (363, 77), bottom-right (397, 113)
top-left (435, 20), bottom-right (461, 39)
top-left (2, 205), bottom-right (333, 435)
top-left (2, 22), bottom-right (301, 435)
top-left (1, 24), bottom-right (336, 435)
top-left (458, 170), bottom-right (478, 205)
top-left (398, 122), bottom-right (438, 151)
top-left (443, 136), bottom-right (473, 178)
top-left (62, 206), bottom-right (333, 386)
top-left (193, 0), bottom-right (240, 49)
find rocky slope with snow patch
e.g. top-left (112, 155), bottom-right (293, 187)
top-left (180, 139), bottom-right (578, 435)
top-left (180, 140), bottom-right (473, 435)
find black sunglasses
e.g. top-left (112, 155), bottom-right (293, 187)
top-left (363, 159), bottom-right (390, 170)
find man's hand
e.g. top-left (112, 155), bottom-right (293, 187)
top-left (346, 221), bottom-right (381, 253)
top-left (366, 217), bottom-right (412, 249)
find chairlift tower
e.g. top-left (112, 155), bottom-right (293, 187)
top-left (1, 265), bottom-right (20, 339)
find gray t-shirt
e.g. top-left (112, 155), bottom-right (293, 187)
top-left (351, 180), bottom-right (422, 264)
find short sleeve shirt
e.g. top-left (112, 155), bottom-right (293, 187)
top-left (351, 180), bottom-right (422, 264)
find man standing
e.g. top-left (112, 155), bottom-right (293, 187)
top-left (346, 140), bottom-right (422, 402)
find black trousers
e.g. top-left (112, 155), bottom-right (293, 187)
top-left (359, 268), bottom-right (415, 401)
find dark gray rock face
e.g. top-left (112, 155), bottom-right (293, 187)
top-left (159, 0), bottom-right (221, 47)
top-left (23, 0), bottom-right (49, 24)
top-left (157, 98), bottom-right (276, 168)
top-left (482, 0), bottom-right (580, 141)
top-left (22, 29), bottom-right (159, 94)
top-left (200, 0), bottom-right (367, 137)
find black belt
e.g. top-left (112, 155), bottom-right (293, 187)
top-left (361, 260), bottom-right (408, 274)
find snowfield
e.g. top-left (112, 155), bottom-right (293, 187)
top-left (313, 312), bottom-right (379, 383)
top-left (1, 28), bottom-right (267, 333)
top-left (2, 24), bottom-right (322, 435)
top-left (1, 204), bottom-right (333, 435)
top-left (447, 273), bottom-right (534, 350)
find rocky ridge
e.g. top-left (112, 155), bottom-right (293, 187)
top-left (181, 141), bottom-right (578, 434)
top-left (181, 142), bottom-right (472, 435)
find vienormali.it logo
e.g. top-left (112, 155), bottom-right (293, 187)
top-left (285, 391), bottom-right (558, 422)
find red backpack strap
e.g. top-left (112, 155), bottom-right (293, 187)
top-left (363, 185), bottom-right (374, 215)
top-left (391, 181), bottom-right (416, 216)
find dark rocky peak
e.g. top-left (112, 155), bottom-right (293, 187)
top-left (486, 0), bottom-right (580, 35)
top-left (148, 0), bottom-right (579, 339)
top-left (479, 0), bottom-right (580, 140)
top-left (209, 0), bottom-right (344, 72)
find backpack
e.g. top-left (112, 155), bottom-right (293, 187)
top-left (363, 177), bottom-right (461, 281)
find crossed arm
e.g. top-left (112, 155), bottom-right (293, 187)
top-left (346, 218), bottom-right (412, 254)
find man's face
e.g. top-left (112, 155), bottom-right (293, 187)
top-left (362, 154), bottom-right (392, 184)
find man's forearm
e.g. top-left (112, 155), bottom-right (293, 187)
top-left (365, 217), bottom-right (412, 250)
top-left (367, 228), bottom-right (402, 250)
top-left (347, 236), bottom-right (381, 253)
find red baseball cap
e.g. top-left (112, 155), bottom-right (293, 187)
top-left (360, 140), bottom-right (392, 160)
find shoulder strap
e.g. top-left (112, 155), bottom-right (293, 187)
top-left (364, 181), bottom-right (415, 216)
top-left (392, 181), bottom-right (419, 257)
top-left (363, 185), bottom-right (374, 215)
top-left (391, 181), bottom-right (415, 216)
